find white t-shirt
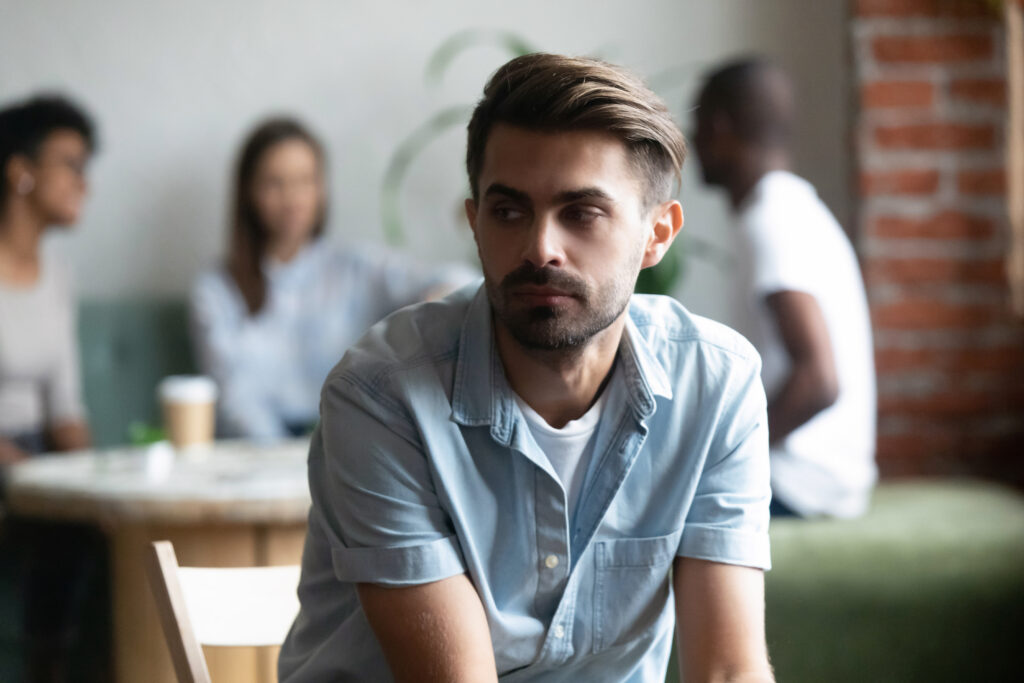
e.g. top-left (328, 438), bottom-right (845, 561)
top-left (514, 385), bottom-right (608, 520)
top-left (736, 170), bottom-right (876, 518)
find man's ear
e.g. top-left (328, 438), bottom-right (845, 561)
top-left (4, 154), bottom-right (31, 192)
top-left (640, 199), bottom-right (683, 269)
top-left (464, 198), bottom-right (479, 242)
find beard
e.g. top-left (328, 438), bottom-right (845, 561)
top-left (485, 262), bottom-right (635, 352)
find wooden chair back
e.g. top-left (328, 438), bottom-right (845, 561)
top-left (145, 540), bottom-right (301, 683)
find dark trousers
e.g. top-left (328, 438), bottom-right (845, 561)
top-left (769, 494), bottom-right (800, 519)
top-left (1, 432), bottom-right (111, 683)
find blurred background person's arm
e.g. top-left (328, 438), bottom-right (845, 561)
top-left (764, 290), bottom-right (838, 445)
top-left (362, 243), bottom-right (479, 318)
top-left (0, 438), bottom-right (28, 464)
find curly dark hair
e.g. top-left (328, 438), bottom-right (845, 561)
top-left (0, 94), bottom-right (96, 208)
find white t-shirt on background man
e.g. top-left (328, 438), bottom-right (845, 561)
top-left (736, 170), bottom-right (877, 518)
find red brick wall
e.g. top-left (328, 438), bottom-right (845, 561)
top-left (852, 0), bottom-right (1024, 481)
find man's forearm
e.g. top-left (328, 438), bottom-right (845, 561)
top-left (358, 575), bottom-right (498, 683)
top-left (722, 673), bottom-right (776, 683)
top-left (682, 657), bottom-right (776, 683)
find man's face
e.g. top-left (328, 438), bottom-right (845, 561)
top-left (466, 125), bottom-right (652, 352)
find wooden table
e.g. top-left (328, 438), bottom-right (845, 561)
top-left (6, 439), bottom-right (311, 683)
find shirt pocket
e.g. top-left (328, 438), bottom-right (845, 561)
top-left (591, 527), bottom-right (684, 653)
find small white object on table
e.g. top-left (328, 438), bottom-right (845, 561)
top-left (6, 438), bottom-right (312, 683)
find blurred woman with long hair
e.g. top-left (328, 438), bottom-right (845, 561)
top-left (191, 117), bottom-right (473, 439)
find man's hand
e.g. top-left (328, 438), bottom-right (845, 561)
top-left (674, 557), bottom-right (774, 683)
top-left (764, 290), bottom-right (839, 445)
top-left (358, 573), bottom-right (498, 683)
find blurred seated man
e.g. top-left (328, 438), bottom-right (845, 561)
top-left (279, 54), bottom-right (774, 683)
top-left (0, 94), bottom-right (107, 682)
top-left (692, 58), bottom-right (877, 518)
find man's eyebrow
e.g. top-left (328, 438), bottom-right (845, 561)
top-left (554, 187), bottom-right (615, 204)
top-left (483, 183), bottom-right (531, 204)
top-left (483, 183), bottom-right (616, 205)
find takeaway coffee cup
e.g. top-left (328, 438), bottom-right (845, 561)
top-left (158, 375), bottom-right (218, 449)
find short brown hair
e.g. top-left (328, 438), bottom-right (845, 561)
top-left (466, 53), bottom-right (686, 211)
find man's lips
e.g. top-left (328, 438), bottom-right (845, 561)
top-left (511, 286), bottom-right (577, 305)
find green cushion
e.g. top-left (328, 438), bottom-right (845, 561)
top-left (77, 299), bottom-right (196, 448)
top-left (666, 480), bottom-right (1024, 682)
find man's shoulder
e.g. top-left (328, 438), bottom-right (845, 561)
top-left (628, 294), bottom-right (761, 369)
top-left (323, 283), bottom-right (477, 396)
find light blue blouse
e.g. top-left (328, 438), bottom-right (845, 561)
top-left (189, 238), bottom-right (477, 439)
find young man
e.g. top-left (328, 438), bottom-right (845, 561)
top-left (280, 54), bottom-right (774, 682)
top-left (692, 58), bottom-right (876, 519)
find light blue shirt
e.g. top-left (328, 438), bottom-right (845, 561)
top-left (279, 285), bottom-right (771, 682)
top-left (190, 238), bottom-right (476, 439)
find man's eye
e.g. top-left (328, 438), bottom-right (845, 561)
top-left (563, 207), bottom-right (601, 224)
top-left (492, 206), bottom-right (525, 221)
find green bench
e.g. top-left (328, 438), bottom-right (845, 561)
top-left (77, 299), bottom-right (196, 447)
top-left (667, 479), bottom-right (1024, 682)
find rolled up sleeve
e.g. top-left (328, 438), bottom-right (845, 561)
top-left (309, 375), bottom-right (466, 586)
top-left (680, 356), bottom-right (772, 570)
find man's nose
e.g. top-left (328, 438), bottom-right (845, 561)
top-left (519, 215), bottom-right (566, 269)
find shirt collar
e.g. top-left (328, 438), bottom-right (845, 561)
top-left (451, 290), bottom-right (674, 436)
top-left (619, 311), bottom-right (674, 414)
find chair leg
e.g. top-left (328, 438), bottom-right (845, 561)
top-left (144, 541), bottom-right (212, 683)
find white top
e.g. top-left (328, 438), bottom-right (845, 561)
top-left (513, 380), bottom-right (608, 521)
top-left (736, 170), bottom-right (876, 518)
top-left (190, 238), bottom-right (478, 440)
top-left (0, 254), bottom-right (85, 435)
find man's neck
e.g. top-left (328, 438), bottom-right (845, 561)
top-left (0, 200), bottom-right (45, 285)
top-left (495, 315), bottom-right (625, 429)
top-left (727, 150), bottom-right (790, 211)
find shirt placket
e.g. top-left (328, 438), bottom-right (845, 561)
top-left (531, 465), bottom-right (574, 662)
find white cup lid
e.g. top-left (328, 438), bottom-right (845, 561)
top-left (158, 375), bottom-right (218, 403)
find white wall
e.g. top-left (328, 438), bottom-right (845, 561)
top-left (0, 0), bottom-right (850, 329)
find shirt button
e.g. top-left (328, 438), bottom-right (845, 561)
top-left (544, 554), bottom-right (560, 569)
top-left (553, 624), bottom-right (565, 639)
